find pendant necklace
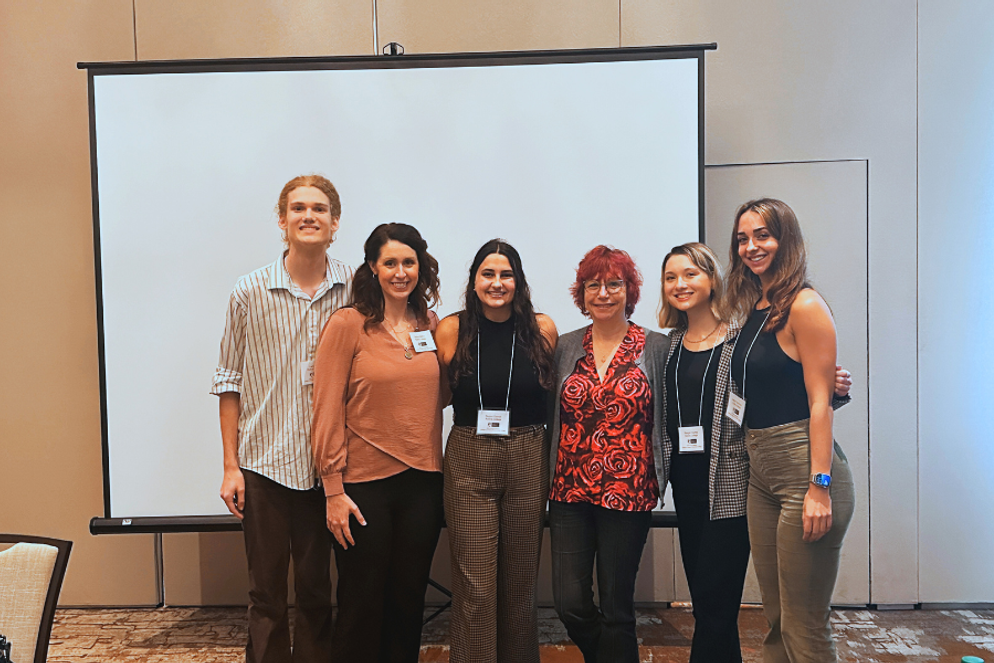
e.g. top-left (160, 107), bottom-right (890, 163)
top-left (386, 319), bottom-right (416, 360)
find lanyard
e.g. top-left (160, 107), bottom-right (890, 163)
top-left (740, 308), bottom-right (773, 398)
top-left (477, 324), bottom-right (515, 411)
top-left (674, 336), bottom-right (719, 428)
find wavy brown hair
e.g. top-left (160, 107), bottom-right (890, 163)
top-left (350, 223), bottom-right (440, 329)
top-left (447, 240), bottom-right (555, 390)
top-left (657, 242), bottom-right (728, 330)
top-left (725, 198), bottom-right (810, 332)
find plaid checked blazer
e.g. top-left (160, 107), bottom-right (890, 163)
top-left (548, 324), bottom-right (672, 506)
top-left (661, 322), bottom-right (750, 520)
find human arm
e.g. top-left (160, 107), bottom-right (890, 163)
top-left (787, 291), bottom-right (839, 542)
top-left (312, 309), bottom-right (366, 548)
top-left (435, 314), bottom-right (459, 373)
top-left (218, 393), bottom-right (244, 518)
top-left (430, 311), bottom-right (453, 407)
top-left (212, 287), bottom-right (247, 518)
top-left (537, 314), bottom-right (559, 353)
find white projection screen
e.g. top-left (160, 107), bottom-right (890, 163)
top-left (83, 46), bottom-right (710, 530)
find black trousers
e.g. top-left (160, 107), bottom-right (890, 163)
top-left (549, 500), bottom-right (652, 663)
top-left (672, 489), bottom-right (751, 663)
top-left (331, 468), bottom-right (444, 663)
top-left (241, 469), bottom-right (334, 663)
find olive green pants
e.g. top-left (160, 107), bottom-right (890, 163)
top-left (745, 419), bottom-right (855, 663)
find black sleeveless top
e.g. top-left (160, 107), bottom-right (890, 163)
top-left (665, 339), bottom-right (722, 501)
top-left (451, 314), bottom-right (549, 427)
top-left (731, 307), bottom-right (810, 429)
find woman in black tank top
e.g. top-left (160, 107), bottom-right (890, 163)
top-left (726, 198), bottom-right (856, 663)
top-left (435, 240), bottom-right (557, 663)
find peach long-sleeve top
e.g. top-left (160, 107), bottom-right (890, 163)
top-left (312, 307), bottom-right (444, 496)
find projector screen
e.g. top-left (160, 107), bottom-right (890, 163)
top-left (84, 47), bottom-right (708, 526)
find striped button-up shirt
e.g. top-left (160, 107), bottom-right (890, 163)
top-left (211, 254), bottom-right (353, 490)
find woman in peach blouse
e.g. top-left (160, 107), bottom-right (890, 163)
top-left (312, 223), bottom-right (445, 663)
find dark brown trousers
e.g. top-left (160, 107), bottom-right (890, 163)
top-left (241, 469), bottom-right (333, 663)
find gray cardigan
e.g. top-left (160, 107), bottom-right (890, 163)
top-left (548, 324), bottom-right (672, 504)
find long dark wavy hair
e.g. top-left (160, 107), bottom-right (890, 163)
top-left (448, 239), bottom-right (555, 390)
top-left (349, 223), bottom-right (440, 329)
top-left (725, 198), bottom-right (810, 332)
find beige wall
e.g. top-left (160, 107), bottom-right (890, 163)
top-left (1, 0), bottom-right (158, 606)
top-left (4, 0), bottom-right (924, 606)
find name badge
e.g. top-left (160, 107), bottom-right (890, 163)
top-left (301, 360), bottom-right (314, 386)
top-left (476, 409), bottom-right (510, 436)
top-left (409, 330), bottom-right (437, 352)
top-left (678, 425), bottom-right (706, 454)
top-left (726, 392), bottom-right (745, 426)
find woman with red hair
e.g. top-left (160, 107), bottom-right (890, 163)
top-left (548, 245), bottom-right (669, 663)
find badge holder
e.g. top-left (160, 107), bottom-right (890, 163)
top-left (477, 409), bottom-right (511, 436)
top-left (725, 392), bottom-right (745, 426)
top-left (678, 425), bottom-right (706, 453)
top-left (409, 329), bottom-right (437, 353)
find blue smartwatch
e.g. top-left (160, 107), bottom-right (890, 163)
top-left (810, 473), bottom-right (832, 488)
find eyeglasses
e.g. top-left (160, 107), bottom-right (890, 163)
top-left (583, 279), bottom-right (625, 294)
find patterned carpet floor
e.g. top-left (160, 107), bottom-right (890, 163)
top-left (45, 605), bottom-right (994, 662)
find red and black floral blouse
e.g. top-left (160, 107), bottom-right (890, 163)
top-left (549, 324), bottom-right (659, 511)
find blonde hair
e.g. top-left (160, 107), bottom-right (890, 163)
top-left (657, 242), bottom-right (727, 329)
top-left (276, 174), bottom-right (341, 246)
top-left (276, 174), bottom-right (341, 218)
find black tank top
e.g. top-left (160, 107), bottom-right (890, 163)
top-left (451, 314), bottom-right (549, 427)
top-left (731, 307), bottom-right (810, 429)
top-left (665, 339), bottom-right (721, 501)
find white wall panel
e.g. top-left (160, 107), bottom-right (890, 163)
top-left (918, 0), bottom-right (994, 603)
top-left (704, 160), bottom-right (870, 605)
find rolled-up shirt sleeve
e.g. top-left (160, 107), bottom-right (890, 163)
top-left (312, 309), bottom-right (360, 496)
top-left (210, 286), bottom-right (247, 395)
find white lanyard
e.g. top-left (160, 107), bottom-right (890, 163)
top-left (477, 326), bottom-right (515, 411)
top-left (739, 309), bottom-right (773, 398)
top-left (674, 338), bottom-right (719, 428)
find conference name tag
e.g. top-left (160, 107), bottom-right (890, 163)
top-left (409, 330), bottom-right (437, 352)
top-left (678, 425), bottom-right (706, 454)
top-left (726, 392), bottom-right (745, 426)
top-left (301, 360), bottom-right (314, 386)
top-left (476, 409), bottom-right (510, 436)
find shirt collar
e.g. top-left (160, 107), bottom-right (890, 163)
top-left (266, 252), bottom-right (344, 296)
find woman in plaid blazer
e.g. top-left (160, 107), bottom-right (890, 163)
top-left (658, 242), bottom-right (751, 663)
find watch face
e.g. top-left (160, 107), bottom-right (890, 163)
top-left (812, 473), bottom-right (831, 487)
